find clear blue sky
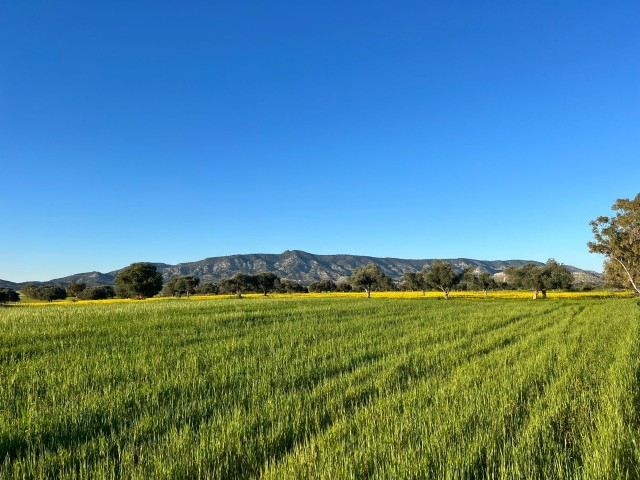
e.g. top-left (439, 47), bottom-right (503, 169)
top-left (1, 1), bottom-right (638, 281)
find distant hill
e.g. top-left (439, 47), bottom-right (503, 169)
top-left (0, 279), bottom-right (21, 290)
top-left (3, 250), bottom-right (602, 288)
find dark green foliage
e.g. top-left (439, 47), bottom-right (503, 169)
top-left (76, 286), bottom-right (116, 300)
top-left (464, 270), bottom-right (498, 297)
top-left (589, 193), bottom-right (640, 294)
top-left (505, 259), bottom-right (573, 299)
top-left (422, 260), bottom-right (461, 299)
top-left (162, 275), bottom-right (200, 297)
top-left (66, 281), bottom-right (86, 297)
top-left (218, 273), bottom-right (257, 298)
top-left (20, 284), bottom-right (38, 298)
top-left (0, 287), bottom-right (19, 303)
top-left (277, 279), bottom-right (307, 294)
top-left (255, 272), bottom-right (278, 296)
top-left (403, 271), bottom-right (429, 295)
top-left (29, 285), bottom-right (67, 302)
top-left (349, 264), bottom-right (392, 298)
top-left (308, 279), bottom-right (338, 293)
top-left (115, 263), bottom-right (163, 299)
top-left (196, 282), bottom-right (219, 295)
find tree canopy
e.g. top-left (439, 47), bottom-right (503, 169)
top-left (255, 272), bottom-right (279, 296)
top-left (349, 264), bottom-right (392, 298)
top-left (421, 260), bottom-right (461, 299)
top-left (66, 281), bottom-right (86, 297)
top-left (77, 286), bottom-right (116, 300)
top-left (308, 279), bottom-right (338, 293)
top-left (403, 271), bottom-right (429, 296)
top-left (588, 193), bottom-right (640, 294)
top-left (162, 275), bottom-right (200, 297)
top-left (0, 288), bottom-right (20, 303)
top-left (27, 285), bottom-right (67, 302)
top-left (505, 260), bottom-right (573, 299)
top-left (465, 270), bottom-right (497, 298)
top-left (115, 263), bottom-right (163, 299)
top-left (218, 273), bottom-right (256, 298)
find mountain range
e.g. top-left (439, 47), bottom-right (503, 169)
top-left (0, 250), bottom-right (602, 289)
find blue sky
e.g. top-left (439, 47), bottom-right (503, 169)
top-left (1, 1), bottom-right (638, 281)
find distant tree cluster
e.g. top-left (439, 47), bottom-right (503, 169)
top-left (22, 284), bottom-right (67, 302)
top-left (162, 275), bottom-right (200, 297)
top-left (76, 286), bottom-right (116, 300)
top-left (307, 279), bottom-right (353, 293)
top-left (398, 259), bottom-right (573, 300)
top-left (66, 281), bottom-right (86, 297)
top-left (158, 272), bottom-right (309, 298)
top-left (402, 260), bottom-right (466, 299)
top-left (504, 260), bottom-right (573, 299)
top-left (204, 272), bottom-right (307, 298)
top-left (0, 288), bottom-right (20, 304)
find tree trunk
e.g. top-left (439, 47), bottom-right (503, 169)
top-left (541, 289), bottom-right (547, 299)
top-left (421, 289), bottom-right (426, 296)
top-left (444, 288), bottom-right (449, 300)
top-left (366, 287), bottom-right (371, 299)
top-left (236, 290), bottom-right (242, 298)
top-left (614, 257), bottom-right (640, 294)
top-left (533, 289), bottom-right (538, 299)
top-left (483, 289), bottom-right (488, 299)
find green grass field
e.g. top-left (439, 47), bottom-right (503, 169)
top-left (1, 297), bottom-right (639, 479)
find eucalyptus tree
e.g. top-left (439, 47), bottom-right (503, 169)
top-left (589, 193), bottom-right (640, 294)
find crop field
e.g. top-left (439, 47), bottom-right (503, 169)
top-left (1, 297), bottom-right (639, 479)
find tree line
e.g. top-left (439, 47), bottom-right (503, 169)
top-left (0, 260), bottom-right (576, 303)
top-left (2, 192), bottom-right (638, 304)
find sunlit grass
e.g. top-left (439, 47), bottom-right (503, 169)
top-left (1, 297), bottom-right (639, 478)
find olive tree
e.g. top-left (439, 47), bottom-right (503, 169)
top-left (403, 271), bottom-right (428, 296)
top-left (350, 264), bottom-right (392, 298)
top-left (505, 259), bottom-right (573, 299)
top-left (422, 260), bottom-right (461, 299)
top-left (588, 193), bottom-right (640, 294)
top-left (308, 279), bottom-right (338, 293)
top-left (219, 273), bottom-right (256, 298)
top-left (255, 272), bottom-right (279, 296)
top-left (465, 270), bottom-right (497, 298)
top-left (162, 275), bottom-right (200, 297)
